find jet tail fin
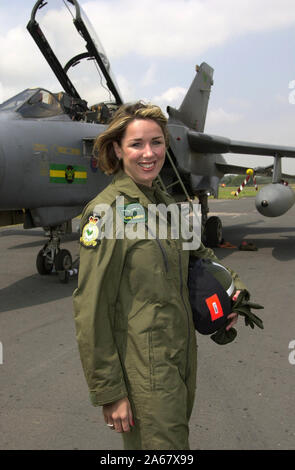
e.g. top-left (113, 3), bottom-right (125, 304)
top-left (167, 62), bottom-right (214, 131)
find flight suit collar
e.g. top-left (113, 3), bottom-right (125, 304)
top-left (112, 169), bottom-right (181, 247)
top-left (112, 169), bottom-right (158, 208)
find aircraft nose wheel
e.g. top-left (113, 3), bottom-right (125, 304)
top-left (54, 249), bottom-right (72, 272)
top-left (36, 248), bottom-right (55, 275)
top-left (36, 248), bottom-right (73, 276)
top-left (36, 225), bottom-right (73, 277)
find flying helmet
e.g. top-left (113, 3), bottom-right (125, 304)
top-left (188, 258), bottom-right (235, 334)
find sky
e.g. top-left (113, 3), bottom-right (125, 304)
top-left (1, 0), bottom-right (295, 174)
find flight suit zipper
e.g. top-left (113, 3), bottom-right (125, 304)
top-left (149, 227), bottom-right (190, 381)
top-left (147, 220), bottom-right (190, 381)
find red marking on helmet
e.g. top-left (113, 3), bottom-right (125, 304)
top-left (206, 294), bottom-right (224, 321)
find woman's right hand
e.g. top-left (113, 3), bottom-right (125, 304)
top-left (103, 397), bottom-right (134, 433)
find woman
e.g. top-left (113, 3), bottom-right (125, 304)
top-left (73, 101), bottom-right (246, 450)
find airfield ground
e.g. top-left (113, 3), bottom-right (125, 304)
top-left (0, 197), bottom-right (294, 450)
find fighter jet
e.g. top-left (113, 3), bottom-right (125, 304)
top-left (0, 0), bottom-right (295, 277)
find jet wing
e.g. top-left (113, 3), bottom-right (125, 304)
top-left (187, 129), bottom-right (295, 159)
top-left (214, 163), bottom-right (270, 176)
top-left (215, 162), bottom-right (294, 179)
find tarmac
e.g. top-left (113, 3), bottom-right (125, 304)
top-left (0, 197), bottom-right (294, 450)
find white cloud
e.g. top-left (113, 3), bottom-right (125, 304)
top-left (2, 0), bottom-right (295, 101)
top-left (153, 86), bottom-right (187, 104)
top-left (151, 86), bottom-right (187, 113)
top-left (116, 74), bottom-right (136, 102)
top-left (0, 27), bottom-right (42, 81)
top-left (0, 5), bottom-right (110, 101)
top-left (0, 7), bottom-right (82, 99)
top-left (227, 98), bottom-right (252, 110)
top-left (274, 93), bottom-right (288, 105)
top-left (83, 0), bottom-right (295, 58)
top-left (39, 7), bottom-right (85, 63)
top-left (207, 108), bottom-right (295, 174)
top-left (141, 64), bottom-right (157, 87)
top-left (207, 107), bottom-right (243, 125)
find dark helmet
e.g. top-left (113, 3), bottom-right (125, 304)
top-left (188, 258), bottom-right (235, 334)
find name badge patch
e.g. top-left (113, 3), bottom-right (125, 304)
top-left (117, 203), bottom-right (146, 224)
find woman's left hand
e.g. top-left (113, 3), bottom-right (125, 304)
top-left (226, 290), bottom-right (241, 331)
top-left (103, 397), bottom-right (134, 433)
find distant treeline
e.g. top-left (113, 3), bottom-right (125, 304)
top-left (221, 174), bottom-right (295, 186)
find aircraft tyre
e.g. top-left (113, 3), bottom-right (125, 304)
top-left (54, 249), bottom-right (72, 272)
top-left (204, 216), bottom-right (223, 247)
top-left (36, 249), bottom-right (54, 275)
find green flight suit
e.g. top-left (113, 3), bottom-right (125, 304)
top-left (73, 170), bottom-right (247, 450)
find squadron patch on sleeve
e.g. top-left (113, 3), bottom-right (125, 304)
top-left (80, 214), bottom-right (101, 248)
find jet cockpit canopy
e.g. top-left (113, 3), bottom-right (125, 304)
top-left (0, 88), bottom-right (64, 118)
top-left (27, 0), bottom-right (123, 121)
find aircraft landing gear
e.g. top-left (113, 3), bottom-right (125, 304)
top-left (55, 249), bottom-right (72, 271)
top-left (204, 216), bottom-right (223, 247)
top-left (36, 226), bottom-right (72, 275)
top-left (198, 191), bottom-right (223, 247)
top-left (57, 258), bottom-right (79, 284)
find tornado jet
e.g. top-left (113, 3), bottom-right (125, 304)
top-left (0, 0), bottom-right (294, 278)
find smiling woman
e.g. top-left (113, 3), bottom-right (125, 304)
top-left (112, 119), bottom-right (166, 187)
top-left (93, 101), bottom-right (169, 176)
top-left (73, 100), bottom-right (247, 451)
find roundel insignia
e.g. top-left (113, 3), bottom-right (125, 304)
top-left (80, 215), bottom-right (100, 248)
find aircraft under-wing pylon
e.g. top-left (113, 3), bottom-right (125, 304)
top-left (0, 0), bottom-right (294, 278)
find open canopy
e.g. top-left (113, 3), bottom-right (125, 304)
top-left (27, 0), bottom-right (123, 108)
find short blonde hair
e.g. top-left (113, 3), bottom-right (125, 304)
top-left (93, 101), bottom-right (169, 175)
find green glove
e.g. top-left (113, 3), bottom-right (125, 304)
top-left (231, 291), bottom-right (264, 330)
top-left (210, 290), bottom-right (264, 345)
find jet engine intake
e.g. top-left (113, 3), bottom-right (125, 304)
top-left (255, 183), bottom-right (295, 217)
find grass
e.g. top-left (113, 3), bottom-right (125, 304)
top-left (212, 184), bottom-right (295, 200)
top-left (215, 186), bottom-right (259, 199)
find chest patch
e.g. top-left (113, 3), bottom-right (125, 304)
top-left (118, 203), bottom-right (146, 224)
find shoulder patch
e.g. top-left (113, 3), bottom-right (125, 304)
top-left (80, 214), bottom-right (101, 248)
